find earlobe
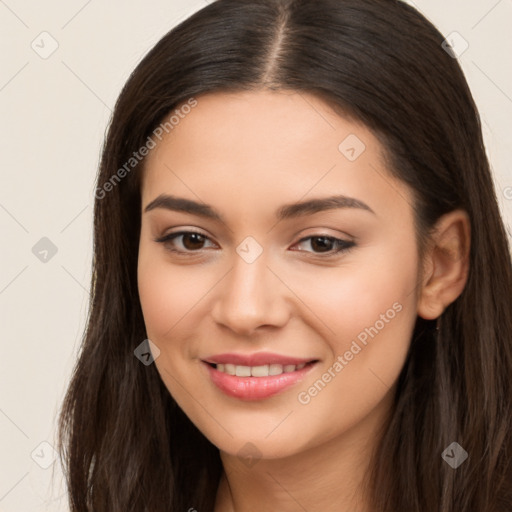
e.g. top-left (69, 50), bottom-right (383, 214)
top-left (417, 209), bottom-right (471, 321)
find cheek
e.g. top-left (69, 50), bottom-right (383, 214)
top-left (289, 245), bottom-right (418, 418)
top-left (137, 248), bottom-right (206, 403)
top-left (137, 248), bottom-right (208, 341)
top-left (288, 244), bottom-right (418, 351)
top-left (292, 243), bottom-right (419, 424)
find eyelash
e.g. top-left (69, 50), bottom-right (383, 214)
top-left (154, 230), bottom-right (356, 257)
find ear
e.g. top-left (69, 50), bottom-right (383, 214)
top-left (417, 209), bottom-right (471, 320)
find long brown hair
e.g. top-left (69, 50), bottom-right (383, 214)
top-left (57, 0), bottom-right (512, 510)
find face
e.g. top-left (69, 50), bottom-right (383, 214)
top-left (137, 89), bottom-right (421, 460)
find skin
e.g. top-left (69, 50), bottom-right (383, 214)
top-left (137, 89), bottom-right (470, 511)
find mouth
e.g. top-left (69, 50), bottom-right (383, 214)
top-left (200, 355), bottom-right (319, 401)
top-left (205, 360), bottom-right (317, 377)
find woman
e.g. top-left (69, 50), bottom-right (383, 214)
top-left (57, 0), bottom-right (512, 510)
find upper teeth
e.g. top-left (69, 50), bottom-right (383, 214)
top-left (216, 363), bottom-right (306, 377)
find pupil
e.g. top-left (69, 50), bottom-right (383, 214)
top-left (184, 233), bottom-right (204, 250)
top-left (312, 236), bottom-right (332, 252)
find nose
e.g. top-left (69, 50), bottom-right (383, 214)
top-left (210, 249), bottom-right (290, 336)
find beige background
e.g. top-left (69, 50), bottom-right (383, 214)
top-left (0, 1), bottom-right (511, 510)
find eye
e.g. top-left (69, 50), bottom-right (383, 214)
top-left (154, 230), bottom-right (216, 253)
top-left (155, 230), bottom-right (355, 257)
top-left (291, 235), bottom-right (355, 256)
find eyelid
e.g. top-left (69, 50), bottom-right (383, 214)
top-left (292, 234), bottom-right (355, 255)
top-left (154, 229), bottom-right (217, 250)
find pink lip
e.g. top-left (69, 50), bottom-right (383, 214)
top-left (203, 352), bottom-right (315, 366)
top-left (201, 359), bottom-right (318, 401)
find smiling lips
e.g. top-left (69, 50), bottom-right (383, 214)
top-left (202, 352), bottom-right (318, 401)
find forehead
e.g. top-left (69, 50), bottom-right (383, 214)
top-left (146, 89), bottom-right (371, 165)
top-left (141, 89), bottom-right (413, 225)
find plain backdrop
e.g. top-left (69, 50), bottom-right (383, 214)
top-left (0, 1), bottom-right (511, 510)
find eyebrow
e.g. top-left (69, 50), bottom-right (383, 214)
top-left (143, 193), bottom-right (376, 221)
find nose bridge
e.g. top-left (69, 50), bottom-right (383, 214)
top-left (211, 244), bottom-right (287, 333)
